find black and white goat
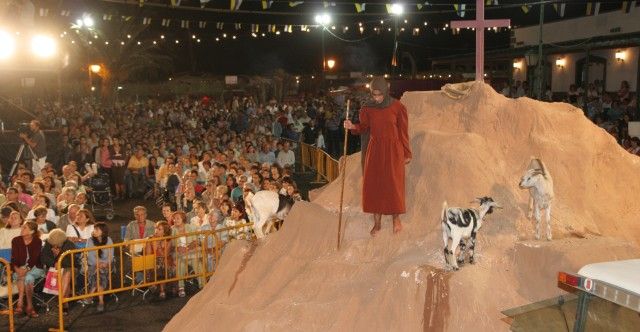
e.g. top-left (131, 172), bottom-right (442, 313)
top-left (441, 197), bottom-right (502, 270)
top-left (245, 190), bottom-right (295, 239)
top-left (519, 158), bottom-right (554, 240)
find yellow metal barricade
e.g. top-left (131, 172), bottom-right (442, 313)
top-left (0, 258), bottom-right (14, 332)
top-left (52, 223), bottom-right (252, 332)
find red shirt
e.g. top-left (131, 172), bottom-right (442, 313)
top-left (11, 236), bottom-right (43, 270)
top-left (138, 223), bottom-right (145, 238)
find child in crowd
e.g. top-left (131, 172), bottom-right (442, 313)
top-left (146, 221), bottom-right (175, 299)
top-left (85, 222), bottom-right (114, 312)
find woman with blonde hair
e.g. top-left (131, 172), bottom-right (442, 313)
top-left (171, 211), bottom-right (201, 297)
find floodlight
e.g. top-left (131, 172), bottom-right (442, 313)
top-left (31, 35), bottom-right (57, 58)
top-left (327, 59), bottom-right (336, 70)
top-left (314, 13), bottom-right (331, 26)
top-left (0, 30), bottom-right (16, 60)
top-left (75, 19), bottom-right (84, 28)
top-left (83, 16), bottom-right (94, 27)
top-left (390, 3), bottom-right (404, 16)
top-left (90, 64), bottom-right (101, 73)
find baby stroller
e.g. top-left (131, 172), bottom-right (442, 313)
top-left (87, 173), bottom-right (115, 220)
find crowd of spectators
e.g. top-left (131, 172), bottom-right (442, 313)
top-left (0, 92), bottom-right (353, 315)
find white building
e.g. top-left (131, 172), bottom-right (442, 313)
top-left (512, 6), bottom-right (639, 94)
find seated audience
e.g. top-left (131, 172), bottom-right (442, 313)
top-left (11, 221), bottom-right (44, 318)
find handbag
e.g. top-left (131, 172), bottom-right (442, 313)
top-left (43, 267), bottom-right (59, 295)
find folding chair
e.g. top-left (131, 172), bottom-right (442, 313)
top-left (128, 253), bottom-right (156, 300)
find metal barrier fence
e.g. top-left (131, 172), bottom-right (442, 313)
top-left (278, 137), bottom-right (339, 183)
top-left (299, 142), bottom-right (339, 183)
top-left (0, 258), bottom-right (14, 332)
top-left (51, 223), bottom-right (252, 332)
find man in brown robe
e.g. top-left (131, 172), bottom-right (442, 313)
top-left (344, 77), bottom-right (412, 236)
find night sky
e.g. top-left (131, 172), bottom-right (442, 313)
top-left (4, 0), bottom-right (631, 77)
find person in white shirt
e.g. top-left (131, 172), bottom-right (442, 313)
top-left (66, 209), bottom-right (95, 246)
top-left (276, 142), bottom-right (296, 168)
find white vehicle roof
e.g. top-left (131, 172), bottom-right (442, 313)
top-left (578, 259), bottom-right (640, 295)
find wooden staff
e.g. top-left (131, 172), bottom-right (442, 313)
top-left (337, 99), bottom-right (350, 250)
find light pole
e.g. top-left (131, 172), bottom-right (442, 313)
top-left (315, 13), bottom-right (331, 89)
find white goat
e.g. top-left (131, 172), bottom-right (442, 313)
top-left (519, 158), bottom-right (554, 240)
top-left (245, 190), bottom-right (294, 239)
top-left (441, 197), bottom-right (502, 271)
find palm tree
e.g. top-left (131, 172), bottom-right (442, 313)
top-left (68, 18), bottom-right (175, 94)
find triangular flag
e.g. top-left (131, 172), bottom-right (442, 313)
top-left (386, 4), bottom-right (393, 13)
top-left (289, 1), bottom-right (304, 7)
top-left (594, 2), bottom-right (600, 15)
top-left (355, 3), bottom-right (365, 13)
top-left (230, 0), bottom-right (242, 10)
top-left (454, 4), bottom-right (466, 17)
top-left (261, 0), bottom-right (273, 10)
top-left (200, 0), bottom-right (210, 8)
top-left (521, 5), bottom-right (530, 13)
top-left (171, 0), bottom-right (181, 7)
top-left (586, 2), bottom-right (593, 15)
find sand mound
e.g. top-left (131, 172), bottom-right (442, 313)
top-left (165, 83), bottom-right (640, 331)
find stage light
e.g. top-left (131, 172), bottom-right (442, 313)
top-left (555, 57), bottom-right (566, 69)
top-left (90, 64), bottom-right (101, 73)
top-left (75, 19), bottom-right (84, 28)
top-left (615, 50), bottom-right (626, 62)
top-left (327, 59), bottom-right (336, 69)
top-left (314, 13), bottom-right (331, 26)
top-left (83, 16), bottom-right (94, 28)
top-left (31, 35), bottom-right (57, 58)
top-left (0, 30), bottom-right (16, 60)
top-left (390, 3), bottom-right (404, 16)
top-left (91, 86), bottom-right (96, 91)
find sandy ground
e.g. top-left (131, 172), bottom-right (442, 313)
top-left (165, 83), bottom-right (640, 332)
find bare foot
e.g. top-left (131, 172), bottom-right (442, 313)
top-left (370, 223), bottom-right (382, 237)
top-left (392, 219), bottom-right (403, 234)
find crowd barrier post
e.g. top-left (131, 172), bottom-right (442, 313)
top-left (0, 258), bottom-right (14, 332)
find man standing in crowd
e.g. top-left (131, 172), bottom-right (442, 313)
top-left (19, 120), bottom-right (47, 177)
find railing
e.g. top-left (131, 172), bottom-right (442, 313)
top-left (51, 223), bottom-right (252, 332)
top-left (0, 258), bottom-right (14, 332)
top-left (299, 142), bottom-right (339, 183)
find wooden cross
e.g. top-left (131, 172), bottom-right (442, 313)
top-left (451, 0), bottom-right (511, 81)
